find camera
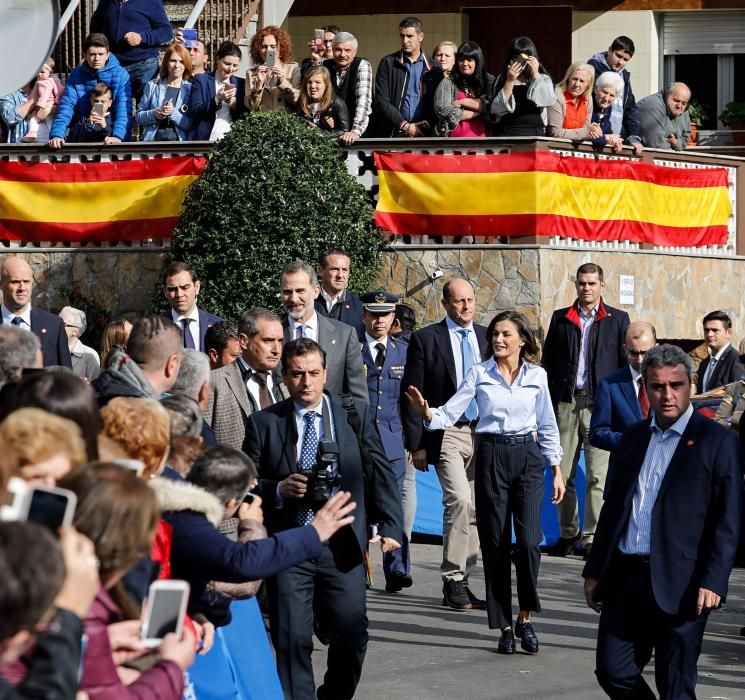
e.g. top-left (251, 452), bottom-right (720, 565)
top-left (431, 270), bottom-right (443, 280)
top-left (298, 440), bottom-right (340, 508)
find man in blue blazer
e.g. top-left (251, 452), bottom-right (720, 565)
top-left (583, 344), bottom-right (742, 699)
top-left (589, 321), bottom-right (657, 501)
top-left (163, 261), bottom-right (223, 352)
top-left (0, 257), bottom-right (71, 368)
top-left (245, 338), bottom-right (402, 700)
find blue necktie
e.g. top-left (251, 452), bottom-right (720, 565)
top-left (296, 325), bottom-right (306, 340)
top-left (10, 317), bottom-right (23, 327)
top-left (181, 318), bottom-right (196, 349)
top-left (457, 329), bottom-right (478, 421)
top-left (296, 411), bottom-right (320, 526)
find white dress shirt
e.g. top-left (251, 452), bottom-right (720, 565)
top-left (426, 359), bottom-right (563, 465)
top-left (320, 287), bottom-right (345, 314)
top-left (171, 306), bottom-right (200, 349)
top-left (236, 356), bottom-right (276, 408)
top-left (288, 312), bottom-right (319, 342)
top-left (445, 315), bottom-right (481, 386)
top-left (365, 333), bottom-right (387, 358)
top-left (619, 404), bottom-right (694, 555)
top-left (630, 365), bottom-right (641, 399)
top-left (1, 303), bottom-right (32, 328)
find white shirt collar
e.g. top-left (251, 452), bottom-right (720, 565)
top-left (445, 315), bottom-right (474, 333)
top-left (709, 343), bottom-right (730, 362)
top-left (172, 306), bottom-right (199, 323)
top-left (320, 287), bottom-right (345, 306)
top-left (365, 332), bottom-right (388, 354)
top-left (288, 312), bottom-right (318, 334)
top-left (294, 397), bottom-right (324, 419)
top-left (1, 304), bottom-right (31, 327)
top-left (629, 365), bottom-right (642, 383)
top-left (651, 402), bottom-right (694, 435)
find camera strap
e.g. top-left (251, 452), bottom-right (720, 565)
top-left (320, 396), bottom-right (334, 443)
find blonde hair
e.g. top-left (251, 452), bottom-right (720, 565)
top-left (0, 408), bottom-right (87, 474)
top-left (557, 61), bottom-right (594, 98)
top-left (100, 397), bottom-right (170, 479)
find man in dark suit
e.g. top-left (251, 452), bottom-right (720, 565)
top-left (590, 321), bottom-right (657, 502)
top-left (280, 260), bottom-right (367, 402)
top-left (696, 310), bottom-right (745, 393)
top-left (314, 248), bottom-right (364, 338)
top-left (206, 308), bottom-right (287, 450)
top-left (542, 262), bottom-right (630, 557)
top-left (245, 338), bottom-right (402, 700)
top-left (401, 277), bottom-right (487, 610)
top-left (584, 344), bottom-right (742, 699)
top-left (163, 261), bottom-right (223, 353)
top-left (0, 257), bottom-right (71, 368)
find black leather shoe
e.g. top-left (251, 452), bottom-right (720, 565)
top-left (498, 628), bottom-right (516, 654)
top-left (547, 533), bottom-right (581, 557)
top-left (442, 580), bottom-right (472, 610)
top-left (464, 586), bottom-right (487, 610)
top-left (515, 621), bottom-right (539, 654)
top-left (385, 572), bottom-right (413, 593)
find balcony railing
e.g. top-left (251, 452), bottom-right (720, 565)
top-left (0, 137), bottom-right (742, 254)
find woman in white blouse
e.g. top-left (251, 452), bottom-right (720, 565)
top-left (406, 310), bottom-right (564, 656)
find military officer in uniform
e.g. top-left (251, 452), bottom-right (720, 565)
top-left (360, 290), bottom-right (412, 592)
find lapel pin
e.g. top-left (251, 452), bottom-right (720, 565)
top-left (331, 339), bottom-right (336, 344)
top-left (686, 439), bottom-right (694, 446)
top-left (41, 328), bottom-right (48, 334)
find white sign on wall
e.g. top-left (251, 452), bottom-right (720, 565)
top-left (619, 275), bottom-right (634, 305)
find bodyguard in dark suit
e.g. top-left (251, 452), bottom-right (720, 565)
top-left (0, 257), bottom-right (71, 368)
top-left (584, 344), bottom-right (742, 699)
top-left (314, 248), bottom-right (365, 338)
top-left (542, 262), bottom-right (629, 556)
top-left (360, 290), bottom-right (412, 591)
top-left (590, 321), bottom-right (657, 498)
top-left (280, 260), bottom-right (367, 402)
top-left (401, 278), bottom-right (488, 610)
top-left (245, 339), bottom-right (402, 700)
top-left (163, 261), bottom-right (223, 352)
top-left (696, 310), bottom-right (745, 393)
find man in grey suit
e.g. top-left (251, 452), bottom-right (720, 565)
top-left (205, 308), bottom-right (287, 450)
top-left (280, 260), bottom-right (368, 403)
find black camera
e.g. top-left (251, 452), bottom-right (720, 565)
top-left (298, 440), bottom-right (340, 509)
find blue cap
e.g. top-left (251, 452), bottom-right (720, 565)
top-left (360, 290), bottom-right (399, 314)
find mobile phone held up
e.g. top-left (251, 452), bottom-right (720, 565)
top-left (25, 486), bottom-right (77, 532)
top-left (92, 102), bottom-right (105, 118)
top-left (182, 27), bottom-right (198, 48)
top-left (141, 580), bottom-right (190, 648)
top-left (313, 29), bottom-right (324, 53)
top-left (266, 47), bottom-right (277, 69)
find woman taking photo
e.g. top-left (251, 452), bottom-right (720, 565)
top-left (245, 25), bottom-right (301, 112)
top-left (294, 66), bottom-right (349, 138)
top-left (137, 43), bottom-right (193, 141)
top-left (433, 41), bottom-right (495, 137)
top-left (189, 41), bottom-right (245, 141)
top-left (406, 311), bottom-right (564, 655)
top-left (491, 36), bottom-right (555, 136)
top-left (547, 61), bottom-right (601, 142)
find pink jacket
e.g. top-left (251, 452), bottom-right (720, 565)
top-left (30, 75), bottom-right (64, 108)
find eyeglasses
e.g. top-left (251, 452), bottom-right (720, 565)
top-left (324, 39), bottom-right (334, 45)
top-left (626, 349), bottom-right (650, 358)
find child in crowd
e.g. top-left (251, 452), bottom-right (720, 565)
top-left (68, 83), bottom-right (113, 143)
top-left (587, 35), bottom-right (643, 155)
top-left (22, 58), bottom-right (64, 143)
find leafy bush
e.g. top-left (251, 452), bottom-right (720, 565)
top-left (166, 111), bottom-right (385, 320)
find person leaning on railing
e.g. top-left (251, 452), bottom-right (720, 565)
top-left (547, 61), bottom-right (601, 142)
top-left (294, 66), bottom-right (350, 139)
top-left (245, 26), bottom-right (301, 113)
top-left (590, 71), bottom-right (627, 154)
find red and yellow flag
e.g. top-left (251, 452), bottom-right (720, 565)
top-left (374, 151), bottom-right (731, 247)
top-left (0, 156), bottom-right (206, 242)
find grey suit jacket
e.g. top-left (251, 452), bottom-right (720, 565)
top-left (282, 313), bottom-right (368, 403)
top-left (205, 360), bottom-right (287, 450)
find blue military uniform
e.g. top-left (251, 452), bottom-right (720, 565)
top-left (360, 291), bottom-right (411, 585)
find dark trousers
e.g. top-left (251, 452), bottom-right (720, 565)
top-left (266, 544), bottom-right (368, 700)
top-left (383, 454), bottom-right (410, 576)
top-left (474, 437), bottom-right (544, 630)
top-left (596, 555), bottom-right (709, 699)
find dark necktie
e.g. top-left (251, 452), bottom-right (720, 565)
top-left (253, 370), bottom-right (273, 409)
top-left (638, 377), bottom-right (650, 418)
top-left (296, 411), bottom-right (320, 526)
top-left (374, 342), bottom-right (386, 371)
top-left (10, 317), bottom-right (23, 326)
top-left (181, 318), bottom-right (196, 349)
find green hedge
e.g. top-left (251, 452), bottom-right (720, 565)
top-left (166, 111), bottom-right (385, 319)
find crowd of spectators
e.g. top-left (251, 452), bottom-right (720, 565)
top-left (0, 11), bottom-right (695, 151)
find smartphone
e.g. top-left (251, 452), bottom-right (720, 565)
top-left (141, 580), bottom-right (190, 648)
top-left (0, 477), bottom-right (29, 522)
top-left (25, 486), bottom-right (77, 532)
top-left (243, 493), bottom-right (255, 505)
top-left (92, 102), bottom-right (105, 118)
top-left (114, 458), bottom-right (145, 476)
top-left (313, 28), bottom-right (324, 53)
top-left (182, 27), bottom-right (198, 49)
top-left (266, 47), bottom-right (276, 69)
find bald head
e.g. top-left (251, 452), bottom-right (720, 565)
top-left (0, 257), bottom-right (34, 314)
top-left (625, 321), bottom-right (657, 372)
top-left (666, 82), bottom-right (691, 118)
top-left (442, 278), bottom-right (476, 328)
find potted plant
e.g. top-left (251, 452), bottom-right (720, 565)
top-left (719, 101), bottom-right (745, 145)
top-left (687, 100), bottom-right (708, 145)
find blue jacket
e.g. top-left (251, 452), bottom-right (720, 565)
top-left (188, 72), bottom-right (246, 140)
top-left (0, 89), bottom-right (30, 142)
top-left (314, 290), bottom-right (365, 338)
top-left (587, 52), bottom-right (641, 145)
top-left (136, 79), bottom-right (192, 140)
top-left (50, 53), bottom-right (132, 141)
top-left (90, 0), bottom-right (173, 66)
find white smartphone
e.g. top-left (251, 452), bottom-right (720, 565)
top-left (266, 47), bottom-right (276, 69)
top-left (141, 580), bottom-right (190, 648)
top-left (24, 485), bottom-right (77, 532)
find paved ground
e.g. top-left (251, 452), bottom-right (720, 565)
top-left (313, 543), bottom-right (745, 699)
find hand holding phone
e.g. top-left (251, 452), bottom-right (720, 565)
top-left (141, 580), bottom-right (190, 648)
top-left (313, 29), bottom-right (324, 53)
top-left (266, 48), bottom-right (277, 69)
top-left (182, 27), bottom-right (198, 49)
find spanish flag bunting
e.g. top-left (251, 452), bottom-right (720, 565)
top-left (374, 151), bottom-right (731, 247)
top-left (0, 156), bottom-right (206, 242)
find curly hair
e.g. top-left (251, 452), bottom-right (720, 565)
top-left (100, 397), bottom-right (170, 480)
top-left (249, 25), bottom-right (293, 65)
